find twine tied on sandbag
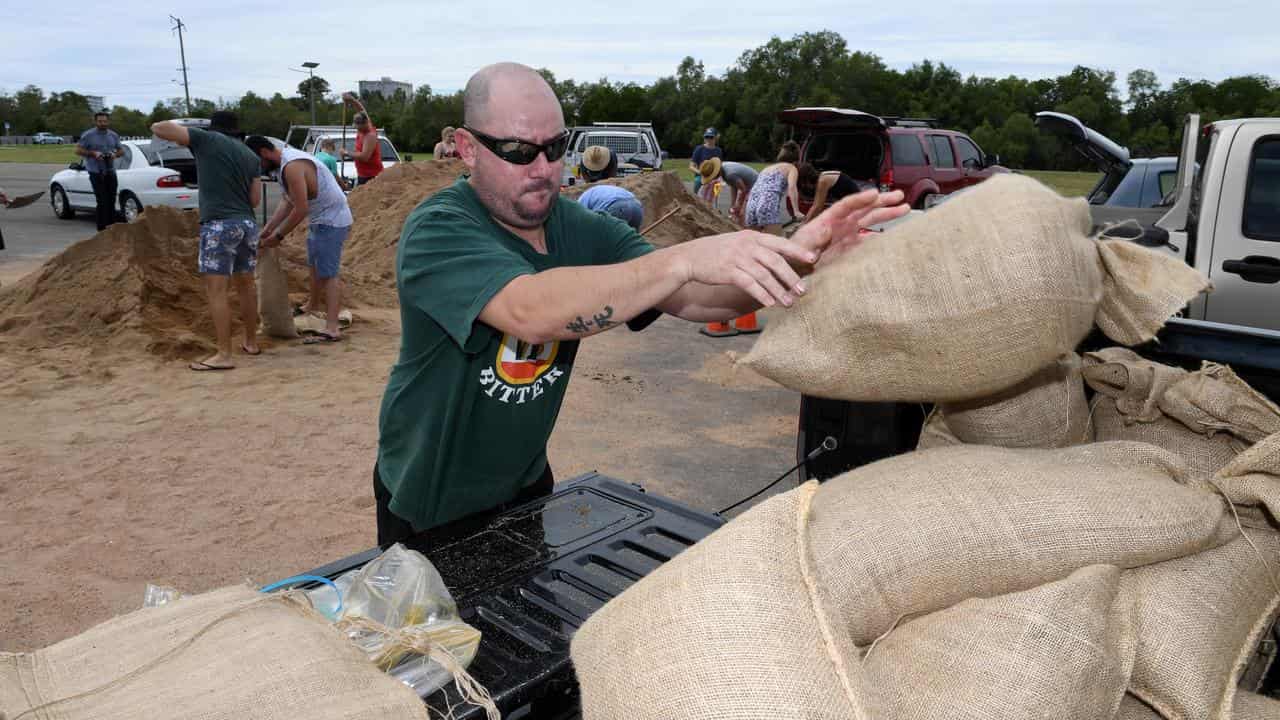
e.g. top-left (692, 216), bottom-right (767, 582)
top-left (336, 616), bottom-right (498, 720)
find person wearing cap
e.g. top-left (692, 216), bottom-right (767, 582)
top-left (689, 127), bottom-right (723, 195)
top-left (577, 146), bottom-right (644, 230)
top-left (76, 111), bottom-right (124, 231)
top-left (698, 157), bottom-right (758, 225)
top-left (152, 112), bottom-right (264, 371)
top-left (339, 92), bottom-right (384, 187)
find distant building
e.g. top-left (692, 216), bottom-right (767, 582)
top-left (85, 95), bottom-right (106, 113)
top-left (358, 77), bottom-right (412, 100)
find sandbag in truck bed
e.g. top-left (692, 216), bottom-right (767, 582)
top-left (740, 173), bottom-right (1210, 403)
top-left (0, 585), bottom-right (429, 720)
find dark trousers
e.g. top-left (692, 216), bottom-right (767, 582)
top-left (373, 462), bottom-right (556, 547)
top-left (89, 171), bottom-right (118, 231)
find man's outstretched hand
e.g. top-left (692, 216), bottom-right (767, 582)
top-left (792, 189), bottom-right (909, 265)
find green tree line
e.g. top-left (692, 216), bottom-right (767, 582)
top-left (5, 30), bottom-right (1279, 170)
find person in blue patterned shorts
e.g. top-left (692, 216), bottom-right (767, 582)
top-left (153, 113), bottom-right (263, 371)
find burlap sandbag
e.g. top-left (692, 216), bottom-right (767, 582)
top-left (740, 174), bottom-right (1210, 402)
top-left (1233, 691), bottom-right (1280, 719)
top-left (1161, 362), bottom-right (1280, 444)
top-left (1208, 431), bottom-right (1280, 526)
top-left (941, 352), bottom-right (1091, 447)
top-left (257, 246), bottom-right (299, 338)
top-left (0, 585), bottom-right (428, 720)
top-left (1085, 349), bottom-right (1245, 481)
top-left (1092, 396), bottom-right (1242, 482)
top-left (916, 406), bottom-right (961, 450)
top-left (862, 565), bottom-right (1136, 720)
top-left (572, 482), bottom-right (868, 720)
top-left (1121, 529), bottom-right (1280, 720)
top-left (807, 441), bottom-right (1230, 646)
top-left (1121, 692), bottom-right (1280, 720)
top-left (1083, 347), bottom-right (1188, 421)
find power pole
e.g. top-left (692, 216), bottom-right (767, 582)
top-left (170, 15), bottom-right (192, 116)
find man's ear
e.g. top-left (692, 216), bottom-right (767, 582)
top-left (455, 129), bottom-right (479, 170)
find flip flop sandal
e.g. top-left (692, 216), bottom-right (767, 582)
top-left (303, 332), bottom-right (342, 345)
top-left (241, 344), bottom-right (262, 356)
top-left (190, 360), bottom-right (234, 371)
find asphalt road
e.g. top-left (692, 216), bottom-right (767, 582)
top-left (0, 162), bottom-right (289, 274)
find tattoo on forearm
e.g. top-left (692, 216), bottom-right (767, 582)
top-left (566, 305), bottom-right (617, 334)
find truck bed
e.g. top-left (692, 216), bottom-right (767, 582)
top-left (294, 473), bottom-right (724, 718)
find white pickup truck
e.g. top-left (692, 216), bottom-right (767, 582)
top-left (1141, 114), bottom-right (1280, 331)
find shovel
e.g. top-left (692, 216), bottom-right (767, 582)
top-left (3, 191), bottom-right (44, 209)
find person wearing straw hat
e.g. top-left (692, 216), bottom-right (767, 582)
top-left (577, 146), bottom-right (645, 230)
top-left (698, 157), bottom-right (758, 225)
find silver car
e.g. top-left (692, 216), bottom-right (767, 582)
top-left (1035, 111), bottom-right (1178, 228)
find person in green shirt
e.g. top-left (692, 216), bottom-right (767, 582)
top-left (152, 113), bottom-right (264, 372)
top-left (373, 62), bottom-right (909, 545)
top-left (315, 138), bottom-right (341, 180)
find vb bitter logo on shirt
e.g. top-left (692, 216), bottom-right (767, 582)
top-left (478, 334), bottom-right (565, 404)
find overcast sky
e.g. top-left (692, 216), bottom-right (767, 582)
top-left (1, 1), bottom-right (1273, 112)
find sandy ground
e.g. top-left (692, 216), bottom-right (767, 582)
top-left (0, 301), bottom-right (797, 652)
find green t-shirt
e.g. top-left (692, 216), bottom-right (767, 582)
top-left (377, 177), bottom-right (654, 530)
top-left (186, 128), bottom-right (261, 222)
top-left (315, 150), bottom-right (339, 178)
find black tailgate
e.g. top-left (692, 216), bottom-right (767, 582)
top-left (295, 472), bottom-right (724, 718)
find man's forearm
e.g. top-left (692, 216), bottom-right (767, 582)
top-left (483, 247), bottom-right (692, 344)
top-left (275, 206), bottom-right (308, 238)
top-left (263, 200), bottom-right (291, 234)
top-left (150, 121), bottom-right (188, 145)
top-left (657, 282), bottom-right (759, 322)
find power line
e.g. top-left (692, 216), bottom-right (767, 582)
top-left (169, 15), bottom-right (192, 116)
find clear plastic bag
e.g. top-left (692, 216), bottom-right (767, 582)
top-left (320, 543), bottom-right (484, 698)
top-left (141, 584), bottom-right (182, 608)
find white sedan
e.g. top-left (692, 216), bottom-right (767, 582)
top-left (49, 139), bottom-right (198, 223)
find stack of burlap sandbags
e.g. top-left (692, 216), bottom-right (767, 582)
top-left (573, 175), bottom-right (1280, 719)
top-left (0, 585), bottom-right (429, 720)
top-left (573, 441), bottom-right (1280, 719)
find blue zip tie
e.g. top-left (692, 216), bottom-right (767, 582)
top-left (259, 574), bottom-right (343, 617)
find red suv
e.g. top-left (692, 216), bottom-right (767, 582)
top-left (778, 107), bottom-right (1008, 212)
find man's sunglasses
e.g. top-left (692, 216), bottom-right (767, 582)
top-left (462, 127), bottom-right (570, 165)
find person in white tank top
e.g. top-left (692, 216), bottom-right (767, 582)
top-left (246, 135), bottom-right (353, 343)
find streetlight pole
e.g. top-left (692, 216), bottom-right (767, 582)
top-left (290, 62), bottom-right (321, 126)
top-left (302, 62), bottom-right (319, 126)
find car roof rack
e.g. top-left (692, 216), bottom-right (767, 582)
top-left (882, 117), bottom-right (940, 128)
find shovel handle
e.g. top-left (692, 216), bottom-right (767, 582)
top-left (639, 206), bottom-right (681, 236)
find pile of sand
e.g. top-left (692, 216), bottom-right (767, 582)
top-left (277, 160), bottom-right (467, 306)
top-left (0, 164), bottom-right (731, 362)
top-left (0, 206), bottom-right (231, 359)
top-left (563, 171), bottom-right (739, 246)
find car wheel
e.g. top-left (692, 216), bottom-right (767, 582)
top-left (121, 193), bottom-right (143, 223)
top-left (922, 194), bottom-right (945, 210)
top-left (914, 193), bottom-right (934, 210)
top-left (51, 184), bottom-right (75, 219)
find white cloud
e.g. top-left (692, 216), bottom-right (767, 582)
top-left (0, 0), bottom-right (1272, 111)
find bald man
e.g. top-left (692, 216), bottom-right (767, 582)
top-left (371, 62), bottom-right (909, 544)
